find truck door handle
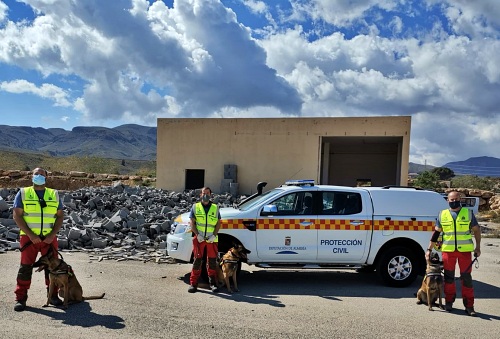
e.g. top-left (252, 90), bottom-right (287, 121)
top-left (300, 221), bottom-right (313, 227)
top-left (350, 220), bottom-right (364, 226)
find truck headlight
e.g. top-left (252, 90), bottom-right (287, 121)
top-left (173, 223), bottom-right (191, 235)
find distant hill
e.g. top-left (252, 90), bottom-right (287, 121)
top-left (443, 156), bottom-right (500, 177)
top-left (0, 124), bottom-right (156, 161)
top-left (409, 162), bottom-right (436, 174)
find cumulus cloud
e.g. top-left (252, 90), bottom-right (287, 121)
top-left (442, 0), bottom-right (500, 38)
top-left (0, 79), bottom-right (71, 106)
top-left (0, 0), bottom-right (302, 126)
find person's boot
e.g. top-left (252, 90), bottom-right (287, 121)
top-left (14, 300), bottom-right (26, 312)
top-left (188, 285), bottom-right (197, 293)
top-left (445, 302), bottom-right (453, 312)
top-left (465, 307), bottom-right (477, 317)
top-left (209, 277), bottom-right (219, 293)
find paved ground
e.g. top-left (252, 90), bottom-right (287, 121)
top-left (1, 238), bottom-right (499, 339)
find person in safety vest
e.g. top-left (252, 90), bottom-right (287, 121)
top-left (188, 186), bottom-right (221, 293)
top-left (13, 168), bottom-right (65, 312)
top-left (426, 190), bottom-right (481, 317)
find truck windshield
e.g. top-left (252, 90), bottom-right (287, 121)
top-left (238, 189), bottom-right (282, 211)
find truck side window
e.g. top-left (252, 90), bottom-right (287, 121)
top-left (329, 192), bottom-right (362, 215)
top-left (272, 192), bottom-right (313, 216)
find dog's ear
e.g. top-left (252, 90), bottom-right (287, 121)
top-left (244, 249), bottom-right (251, 254)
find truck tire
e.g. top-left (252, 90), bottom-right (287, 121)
top-left (377, 246), bottom-right (418, 287)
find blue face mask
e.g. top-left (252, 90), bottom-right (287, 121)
top-left (32, 174), bottom-right (46, 186)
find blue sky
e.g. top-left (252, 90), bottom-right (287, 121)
top-left (1, 0), bottom-right (499, 166)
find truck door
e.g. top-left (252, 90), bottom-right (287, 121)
top-left (256, 191), bottom-right (317, 261)
top-left (317, 191), bottom-right (371, 262)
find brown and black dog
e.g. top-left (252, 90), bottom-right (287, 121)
top-left (216, 244), bottom-right (251, 293)
top-left (33, 247), bottom-right (105, 309)
top-left (416, 251), bottom-right (443, 311)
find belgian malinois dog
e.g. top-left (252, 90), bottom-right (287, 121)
top-left (33, 247), bottom-right (105, 309)
top-left (217, 244), bottom-right (251, 293)
top-left (416, 251), bottom-right (443, 311)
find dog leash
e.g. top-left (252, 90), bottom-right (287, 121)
top-left (464, 254), bottom-right (479, 272)
top-left (19, 235), bottom-right (46, 252)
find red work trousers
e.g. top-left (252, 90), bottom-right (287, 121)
top-left (442, 251), bottom-right (474, 307)
top-left (189, 237), bottom-right (218, 286)
top-left (14, 235), bottom-right (59, 302)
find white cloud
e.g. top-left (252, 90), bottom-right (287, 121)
top-left (0, 1), bottom-right (7, 24)
top-left (242, 0), bottom-right (268, 15)
top-left (0, 0), bottom-right (301, 124)
top-left (440, 0), bottom-right (500, 38)
top-left (0, 79), bottom-right (71, 106)
top-left (389, 16), bottom-right (403, 35)
top-left (291, 0), bottom-right (402, 27)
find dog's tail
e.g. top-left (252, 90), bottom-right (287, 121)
top-left (83, 293), bottom-right (106, 300)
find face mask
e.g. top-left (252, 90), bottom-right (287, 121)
top-left (32, 174), bottom-right (46, 186)
top-left (448, 201), bottom-right (461, 209)
top-left (201, 194), bottom-right (210, 203)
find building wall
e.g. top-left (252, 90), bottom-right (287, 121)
top-left (157, 117), bottom-right (411, 194)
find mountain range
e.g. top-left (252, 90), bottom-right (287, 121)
top-left (1, 125), bottom-right (499, 176)
top-left (409, 156), bottom-right (500, 177)
top-left (443, 156), bottom-right (500, 177)
top-left (0, 124), bottom-right (156, 160)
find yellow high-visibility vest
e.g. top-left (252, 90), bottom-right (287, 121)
top-left (19, 186), bottom-right (59, 236)
top-left (440, 208), bottom-right (474, 252)
top-left (194, 202), bottom-right (219, 242)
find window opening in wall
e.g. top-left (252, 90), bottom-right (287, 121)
top-left (185, 169), bottom-right (205, 190)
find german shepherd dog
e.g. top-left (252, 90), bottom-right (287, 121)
top-left (216, 244), bottom-right (251, 293)
top-left (416, 251), bottom-right (443, 311)
top-left (33, 247), bottom-right (105, 309)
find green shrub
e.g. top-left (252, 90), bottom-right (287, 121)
top-left (451, 175), bottom-right (494, 191)
top-left (413, 171), bottom-right (441, 190)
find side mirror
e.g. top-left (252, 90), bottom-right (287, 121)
top-left (261, 204), bottom-right (278, 216)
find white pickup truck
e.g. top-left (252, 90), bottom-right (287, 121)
top-left (166, 180), bottom-right (448, 287)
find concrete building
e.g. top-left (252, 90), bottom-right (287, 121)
top-left (156, 116), bottom-right (411, 194)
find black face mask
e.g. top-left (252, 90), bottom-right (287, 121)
top-left (448, 201), bottom-right (461, 209)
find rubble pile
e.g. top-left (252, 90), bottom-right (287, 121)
top-left (0, 182), bottom-right (241, 262)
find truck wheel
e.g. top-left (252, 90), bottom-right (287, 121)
top-left (377, 247), bottom-right (417, 287)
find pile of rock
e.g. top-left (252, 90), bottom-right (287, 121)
top-left (0, 182), bottom-right (241, 262)
top-left (444, 188), bottom-right (497, 211)
top-left (0, 169), bottom-right (155, 191)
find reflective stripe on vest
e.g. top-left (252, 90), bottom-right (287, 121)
top-left (440, 208), bottom-right (474, 252)
top-left (194, 202), bottom-right (218, 241)
top-left (20, 187), bottom-right (59, 236)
